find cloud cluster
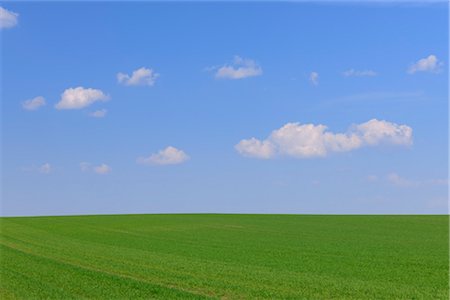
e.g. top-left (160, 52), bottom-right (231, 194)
top-left (80, 162), bottom-right (112, 174)
top-left (215, 56), bottom-right (262, 79)
top-left (22, 96), bottom-right (46, 111)
top-left (137, 146), bottom-right (189, 165)
top-left (55, 87), bottom-right (109, 110)
top-left (342, 69), bottom-right (377, 77)
top-left (235, 119), bottom-right (412, 159)
top-left (117, 67), bottom-right (159, 86)
top-left (0, 6), bottom-right (18, 29)
top-left (408, 55), bottom-right (443, 74)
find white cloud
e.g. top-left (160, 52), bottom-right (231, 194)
top-left (342, 69), bottom-right (377, 77)
top-left (0, 7), bottom-right (18, 29)
top-left (354, 119), bottom-right (413, 146)
top-left (408, 55), bottom-right (443, 74)
top-left (89, 109), bottom-right (107, 118)
top-left (117, 67), bottom-right (159, 86)
top-left (94, 164), bottom-right (112, 174)
top-left (235, 119), bottom-right (412, 159)
top-left (309, 72), bottom-right (319, 86)
top-left (234, 138), bottom-right (276, 159)
top-left (22, 96), bottom-right (46, 111)
top-left (214, 56), bottom-right (262, 79)
top-left (39, 163), bottom-right (51, 174)
top-left (80, 162), bottom-right (111, 174)
top-left (137, 146), bottom-right (189, 165)
top-left (55, 87), bottom-right (109, 110)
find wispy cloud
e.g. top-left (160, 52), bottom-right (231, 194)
top-left (314, 90), bottom-right (426, 110)
top-left (89, 109), bottom-right (107, 118)
top-left (387, 172), bottom-right (448, 187)
top-left (213, 56), bottom-right (262, 80)
top-left (0, 7), bottom-right (18, 29)
top-left (137, 146), bottom-right (189, 166)
top-left (309, 72), bottom-right (319, 86)
top-left (94, 164), bottom-right (112, 174)
top-left (22, 96), bottom-right (46, 111)
top-left (236, 119), bottom-right (412, 159)
top-left (342, 69), bottom-right (377, 77)
top-left (80, 162), bottom-right (112, 174)
top-left (117, 67), bottom-right (159, 86)
top-left (39, 163), bottom-right (52, 174)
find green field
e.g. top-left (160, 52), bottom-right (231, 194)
top-left (0, 214), bottom-right (448, 299)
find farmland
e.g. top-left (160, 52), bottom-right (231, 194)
top-left (0, 214), bottom-right (448, 299)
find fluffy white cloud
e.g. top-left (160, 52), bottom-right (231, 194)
top-left (309, 72), bottom-right (319, 86)
top-left (342, 69), bottom-right (377, 77)
top-left (408, 55), bottom-right (443, 74)
top-left (55, 87), bottom-right (109, 110)
top-left (39, 163), bottom-right (51, 174)
top-left (354, 119), bottom-right (412, 146)
top-left (117, 67), bottom-right (159, 86)
top-left (234, 138), bottom-right (275, 159)
top-left (215, 56), bottom-right (262, 79)
top-left (0, 7), bottom-right (18, 29)
top-left (80, 162), bottom-right (111, 174)
top-left (236, 119), bottom-right (412, 159)
top-left (22, 96), bottom-right (46, 111)
top-left (137, 146), bottom-right (189, 166)
top-left (89, 109), bottom-right (107, 118)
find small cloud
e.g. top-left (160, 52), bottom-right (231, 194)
top-left (408, 55), bottom-right (443, 74)
top-left (0, 7), bottom-right (18, 29)
top-left (137, 146), bottom-right (189, 166)
top-left (55, 87), bottom-right (109, 110)
top-left (80, 162), bottom-right (111, 174)
top-left (39, 163), bottom-right (52, 174)
top-left (89, 109), bottom-right (107, 118)
top-left (342, 69), bottom-right (377, 77)
top-left (117, 67), bottom-right (159, 86)
top-left (309, 72), bottom-right (319, 86)
top-left (22, 96), bottom-right (46, 111)
top-left (94, 164), bottom-right (112, 174)
top-left (214, 56), bottom-right (262, 80)
top-left (236, 119), bottom-right (412, 159)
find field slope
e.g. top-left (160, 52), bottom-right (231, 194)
top-left (1, 214), bottom-right (448, 299)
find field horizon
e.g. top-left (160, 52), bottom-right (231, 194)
top-left (1, 214), bottom-right (448, 299)
top-left (3, 212), bottom-right (449, 218)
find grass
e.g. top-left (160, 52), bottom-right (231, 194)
top-left (0, 214), bottom-right (448, 299)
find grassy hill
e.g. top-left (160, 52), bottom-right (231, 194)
top-left (1, 214), bottom-right (448, 299)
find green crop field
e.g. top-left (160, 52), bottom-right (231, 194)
top-left (0, 214), bottom-right (448, 299)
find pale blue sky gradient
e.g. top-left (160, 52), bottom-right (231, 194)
top-left (1, 2), bottom-right (448, 216)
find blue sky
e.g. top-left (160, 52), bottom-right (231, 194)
top-left (1, 2), bottom-right (448, 216)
